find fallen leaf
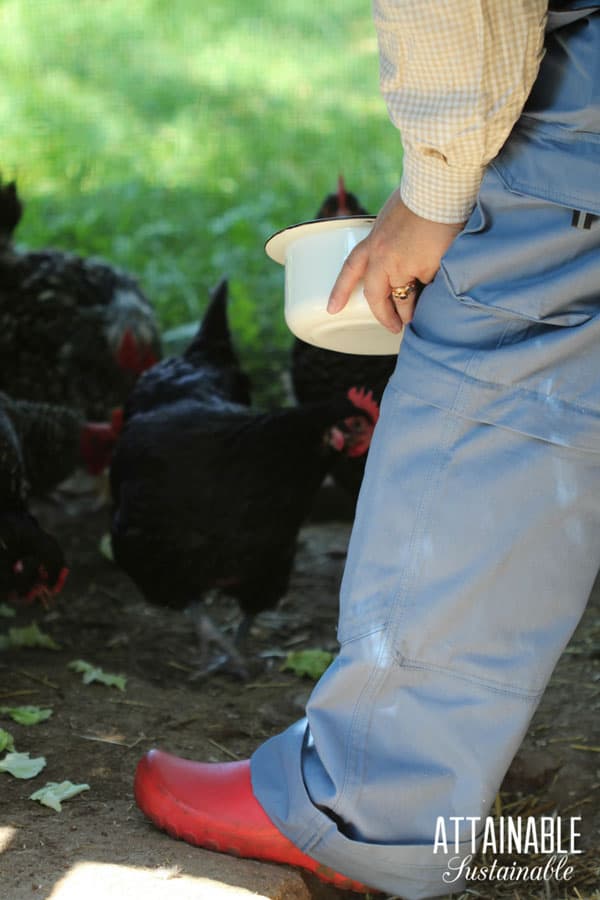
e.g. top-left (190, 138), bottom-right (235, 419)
top-left (0, 705), bottom-right (53, 725)
top-left (0, 728), bottom-right (15, 753)
top-left (281, 649), bottom-right (334, 679)
top-left (1, 623), bottom-right (61, 650)
top-left (0, 751), bottom-right (46, 779)
top-left (30, 780), bottom-right (90, 811)
top-left (68, 659), bottom-right (126, 691)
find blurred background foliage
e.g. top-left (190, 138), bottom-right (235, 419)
top-left (0, 0), bottom-right (402, 401)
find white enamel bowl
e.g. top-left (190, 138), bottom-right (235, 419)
top-left (265, 217), bottom-right (403, 356)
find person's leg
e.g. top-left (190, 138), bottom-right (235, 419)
top-left (251, 369), bottom-right (600, 897)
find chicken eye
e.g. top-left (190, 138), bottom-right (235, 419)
top-left (348, 417), bottom-right (367, 435)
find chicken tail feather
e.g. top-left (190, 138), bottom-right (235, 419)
top-left (185, 277), bottom-right (233, 364)
top-left (0, 179), bottom-right (23, 244)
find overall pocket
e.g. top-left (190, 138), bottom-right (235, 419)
top-left (442, 2), bottom-right (600, 326)
top-left (440, 153), bottom-right (599, 328)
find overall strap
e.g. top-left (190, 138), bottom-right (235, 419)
top-left (547, 1), bottom-right (600, 31)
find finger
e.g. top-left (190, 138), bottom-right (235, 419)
top-left (390, 280), bottom-right (421, 326)
top-left (363, 268), bottom-right (404, 334)
top-left (327, 242), bottom-right (369, 314)
top-left (391, 292), bottom-right (417, 325)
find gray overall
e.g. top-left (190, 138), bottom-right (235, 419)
top-left (251, 4), bottom-right (600, 896)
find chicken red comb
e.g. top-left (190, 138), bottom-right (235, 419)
top-left (116, 330), bottom-right (158, 375)
top-left (53, 566), bottom-right (69, 595)
top-left (117, 330), bottom-right (140, 373)
top-left (111, 407), bottom-right (124, 435)
top-left (337, 175), bottom-right (347, 211)
top-left (81, 419), bottom-right (120, 474)
top-left (347, 386), bottom-right (380, 425)
top-left (140, 347), bottom-right (159, 371)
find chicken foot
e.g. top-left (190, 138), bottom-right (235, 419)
top-left (187, 601), bottom-right (250, 680)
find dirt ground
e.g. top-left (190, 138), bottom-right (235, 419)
top-left (1, 483), bottom-right (599, 900)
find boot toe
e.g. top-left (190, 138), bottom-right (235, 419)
top-left (133, 748), bottom-right (373, 893)
top-left (134, 750), bottom-right (286, 851)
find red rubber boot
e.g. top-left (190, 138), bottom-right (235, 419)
top-left (134, 749), bottom-right (374, 893)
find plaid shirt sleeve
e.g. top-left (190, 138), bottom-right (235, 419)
top-left (373, 0), bottom-right (548, 223)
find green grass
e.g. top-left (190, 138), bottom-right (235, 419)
top-left (0, 0), bottom-right (402, 401)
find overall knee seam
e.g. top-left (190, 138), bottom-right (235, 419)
top-left (332, 405), bottom-right (468, 823)
top-left (392, 653), bottom-right (544, 701)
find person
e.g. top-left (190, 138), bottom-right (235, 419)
top-left (133, 1), bottom-right (600, 897)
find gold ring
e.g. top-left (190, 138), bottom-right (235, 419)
top-left (390, 282), bottom-right (418, 302)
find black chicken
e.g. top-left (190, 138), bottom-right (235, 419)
top-left (0, 180), bottom-right (161, 420)
top-left (123, 278), bottom-right (250, 418)
top-left (0, 390), bottom-right (122, 606)
top-left (0, 404), bottom-right (68, 607)
top-left (110, 280), bottom-right (379, 676)
top-left (315, 175), bottom-right (369, 219)
top-left (291, 179), bottom-right (397, 502)
top-left (0, 391), bottom-right (122, 496)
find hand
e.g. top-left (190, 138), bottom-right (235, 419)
top-left (327, 190), bottom-right (465, 332)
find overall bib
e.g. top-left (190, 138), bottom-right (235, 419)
top-left (252, 4), bottom-right (600, 896)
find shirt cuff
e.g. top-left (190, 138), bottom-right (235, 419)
top-left (400, 147), bottom-right (485, 224)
